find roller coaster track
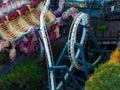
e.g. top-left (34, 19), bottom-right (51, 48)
top-left (68, 12), bottom-right (90, 70)
top-left (41, 2), bottom-right (104, 89)
top-left (56, 12), bottom-right (90, 90)
top-left (40, 0), bottom-right (55, 90)
top-left (40, 0), bottom-right (91, 89)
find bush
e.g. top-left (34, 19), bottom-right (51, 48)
top-left (96, 24), bottom-right (107, 30)
top-left (86, 63), bottom-right (120, 90)
top-left (109, 48), bottom-right (120, 64)
top-left (0, 58), bottom-right (44, 90)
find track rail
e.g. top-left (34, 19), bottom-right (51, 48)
top-left (40, 0), bottom-right (55, 90)
top-left (68, 12), bottom-right (90, 70)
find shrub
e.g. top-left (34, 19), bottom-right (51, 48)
top-left (96, 24), bottom-right (107, 30)
top-left (86, 63), bottom-right (120, 90)
top-left (109, 48), bottom-right (120, 64)
top-left (0, 58), bottom-right (44, 90)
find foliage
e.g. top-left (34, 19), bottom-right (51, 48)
top-left (96, 24), bottom-right (107, 30)
top-left (109, 48), bottom-right (120, 64)
top-left (86, 63), bottom-right (120, 90)
top-left (0, 58), bottom-right (44, 90)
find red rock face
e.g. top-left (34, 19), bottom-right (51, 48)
top-left (0, 0), bottom-right (41, 22)
top-left (0, 0), bottom-right (60, 61)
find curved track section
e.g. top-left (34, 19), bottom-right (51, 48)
top-left (56, 12), bottom-right (90, 90)
top-left (68, 12), bottom-right (90, 70)
top-left (40, 0), bottom-right (90, 89)
top-left (40, 0), bottom-right (55, 90)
